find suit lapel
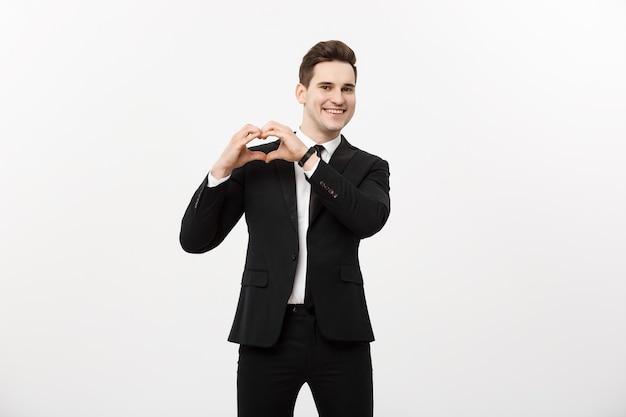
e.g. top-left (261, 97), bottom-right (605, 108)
top-left (328, 135), bottom-right (356, 173)
top-left (309, 136), bottom-right (356, 223)
top-left (276, 159), bottom-right (298, 232)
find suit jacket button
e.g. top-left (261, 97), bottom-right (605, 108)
top-left (291, 253), bottom-right (297, 261)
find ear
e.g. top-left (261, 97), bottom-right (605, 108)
top-left (295, 83), bottom-right (307, 104)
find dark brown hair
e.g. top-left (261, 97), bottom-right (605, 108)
top-left (299, 40), bottom-right (357, 87)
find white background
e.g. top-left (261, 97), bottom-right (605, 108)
top-left (1, 1), bottom-right (625, 416)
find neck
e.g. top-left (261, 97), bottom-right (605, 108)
top-left (299, 125), bottom-right (339, 144)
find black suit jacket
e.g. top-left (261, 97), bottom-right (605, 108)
top-left (180, 136), bottom-right (390, 347)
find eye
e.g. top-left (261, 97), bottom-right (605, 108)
top-left (320, 85), bottom-right (330, 90)
top-left (342, 87), bottom-right (353, 92)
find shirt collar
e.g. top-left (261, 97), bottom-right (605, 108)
top-left (296, 129), bottom-right (342, 159)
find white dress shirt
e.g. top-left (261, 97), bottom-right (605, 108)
top-left (288, 130), bottom-right (341, 304)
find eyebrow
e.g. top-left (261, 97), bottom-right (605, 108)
top-left (317, 82), bottom-right (356, 88)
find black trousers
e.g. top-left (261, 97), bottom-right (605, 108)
top-left (237, 305), bottom-right (373, 417)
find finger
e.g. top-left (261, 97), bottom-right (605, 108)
top-left (264, 149), bottom-right (282, 163)
top-left (260, 121), bottom-right (276, 132)
top-left (259, 121), bottom-right (275, 139)
top-left (243, 123), bottom-right (261, 133)
top-left (260, 121), bottom-right (289, 139)
top-left (235, 124), bottom-right (261, 144)
top-left (247, 150), bottom-right (268, 162)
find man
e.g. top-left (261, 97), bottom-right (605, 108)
top-left (180, 40), bottom-right (390, 417)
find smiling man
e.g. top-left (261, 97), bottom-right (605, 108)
top-left (180, 40), bottom-right (391, 417)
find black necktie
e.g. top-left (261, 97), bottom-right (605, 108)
top-left (313, 144), bottom-right (325, 158)
top-left (308, 145), bottom-right (325, 225)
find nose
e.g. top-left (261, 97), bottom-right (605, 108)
top-left (330, 89), bottom-right (345, 104)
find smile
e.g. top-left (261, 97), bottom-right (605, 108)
top-left (324, 109), bottom-right (345, 114)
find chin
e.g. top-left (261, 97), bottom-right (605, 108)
top-left (324, 121), bottom-right (347, 132)
top-left (324, 127), bottom-right (344, 137)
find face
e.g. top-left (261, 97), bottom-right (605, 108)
top-left (296, 60), bottom-right (356, 142)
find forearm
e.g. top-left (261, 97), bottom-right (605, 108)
top-left (179, 176), bottom-right (244, 253)
top-left (309, 159), bottom-right (391, 238)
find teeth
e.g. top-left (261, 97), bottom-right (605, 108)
top-left (325, 109), bottom-right (344, 114)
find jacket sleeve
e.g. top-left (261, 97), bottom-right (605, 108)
top-left (179, 173), bottom-right (245, 253)
top-left (308, 155), bottom-right (390, 239)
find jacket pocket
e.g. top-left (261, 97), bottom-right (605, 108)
top-left (241, 270), bottom-right (268, 287)
top-left (340, 266), bottom-right (364, 285)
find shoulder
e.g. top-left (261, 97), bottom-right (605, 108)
top-left (340, 135), bottom-right (387, 164)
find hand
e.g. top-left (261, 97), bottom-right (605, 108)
top-left (211, 124), bottom-right (268, 179)
top-left (260, 121), bottom-right (309, 164)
